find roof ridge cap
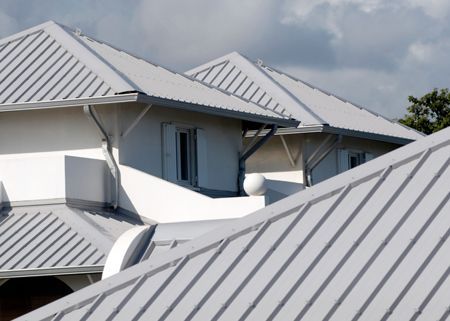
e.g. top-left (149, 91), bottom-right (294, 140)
top-left (236, 55), bottom-right (326, 125)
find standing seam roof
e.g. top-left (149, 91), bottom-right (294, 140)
top-left (0, 205), bottom-right (141, 276)
top-left (186, 52), bottom-right (424, 142)
top-left (16, 126), bottom-right (450, 321)
top-left (0, 22), bottom-right (292, 124)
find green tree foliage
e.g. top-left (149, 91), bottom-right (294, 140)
top-left (399, 88), bottom-right (450, 134)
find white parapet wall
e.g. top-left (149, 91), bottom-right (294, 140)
top-left (0, 155), bottom-right (110, 206)
top-left (0, 155), bottom-right (265, 222)
top-left (119, 165), bottom-right (266, 223)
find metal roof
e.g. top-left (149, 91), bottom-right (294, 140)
top-left (17, 127), bottom-right (450, 321)
top-left (0, 204), bottom-right (142, 278)
top-left (131, 219), bottom-right (235, 265)
top-left (0, 22), bottom-right (295, 126)
top-left (187, 52), bottom-right (424, 143)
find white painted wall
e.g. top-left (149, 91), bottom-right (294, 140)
top-left (246, 132), bottom-right (401, 187)
top-left (0, 155), bottom-right (109, 205)
top-left (0, 104), bottom-right (263, 222)
top-left (0, 103), bottom-right (243, 194)
top-left (246, 134), bottom-right (305, 184)
top-left (118, 104), bottom-right (242, 192)
top-left (0, 107), bottom-right (105, 160)
top-left (119, 164), bottom-right (265, 223)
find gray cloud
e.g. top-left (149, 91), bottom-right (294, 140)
top-left (1, 0), bottom-right (449, 118)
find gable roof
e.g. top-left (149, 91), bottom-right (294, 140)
top-left (17, 127), bottom-right (450, 321)
top-left (187, 52), bottom-right (424, 143)
top-left (0, 22), bottom-right (296, 126)
top-left (0, 204), bottom-right (142, 278)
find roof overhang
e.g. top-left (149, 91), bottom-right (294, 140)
top-left (135, 93), bottom-right (299, 127)
top-left (0, 265), bottom-right (104, 279)
top-left (246, 124), bottom-right (416, 145)
top-left (0, 92), bottom-right (299, 128)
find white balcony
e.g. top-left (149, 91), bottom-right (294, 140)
top-left (0, 155), bottom-right (266, 222)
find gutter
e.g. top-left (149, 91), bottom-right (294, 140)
top-left (83, 105), bottom-right (120, 209)
top-left (238, 124), bottom-right (278, 195)
top-left (0, 265), bottom-right (104, 279)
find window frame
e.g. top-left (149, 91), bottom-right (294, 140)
top-left (174, 126), bottom-right (197, 186)
top-left (338, 148), bottom-right (373, 173)
top-left (162, 122), bottom-right (207, 188)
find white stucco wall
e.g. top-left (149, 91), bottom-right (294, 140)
top-left (0, 103), bottom-right (242, 193)
top-left (246, 132), bottom-right (401, 186)
top-left (119, 164), bottom-right (265, 223)
top-left (246, 134), bottom-right (305, 184)
top-left (0, 107), bottom-right (105, 160)
top-left (118, 104), bottom-right (242, 193)
top-left (0, 155), bottom-right (109, 205)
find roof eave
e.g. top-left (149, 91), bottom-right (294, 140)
top-left (321, 125), bottom-right (416, 145)
top-left (0, 93), bottom-right (140, 113)
top-left (0, 93), bottom-right (299, 127)
top-left (246, 125), bottom-right (416, 145)
top-left (0, 265), bottom-right (104, 279)
top-left (136, 93), bottom-right (299, 127)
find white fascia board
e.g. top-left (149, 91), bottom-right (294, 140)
top-left (0, 265), bottom-right (104, 279)
top-left (0, 93), bottom-right (139, 112)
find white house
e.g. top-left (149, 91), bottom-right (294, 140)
top-left (0, 22), bottom-right (297, 221)
top-left (187, 52), bottom-right (424, 200)
top-left (0, 21), bottom-right (296, 319)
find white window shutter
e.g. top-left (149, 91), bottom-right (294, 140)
top-left (195, 128), bottom-right (208, 187)
top-left (337, 149), bottom-right (349, 173)
top-left (162, 123), bottom-right (177, 182)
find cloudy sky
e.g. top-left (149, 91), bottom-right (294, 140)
top-left (1, 0), bottom-right (449, 119)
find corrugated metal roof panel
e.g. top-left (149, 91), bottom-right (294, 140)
top-left (72, 33), bottom-right (287, 120)
top-left (0, 205), bottom-right (141, 276)
top-left (0, 23), bottom-right (118, 105)
top-left (187, 52), bottom-right (424, 142)
top-left (17, 127), bottom-right (450, 321)
top-left (0, 22), bottom-right (292, 125)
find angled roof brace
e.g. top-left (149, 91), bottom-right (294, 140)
top-left (121, 104), bottom-right (152, 138)
top-left (238, 124), bottom-right (278, 195)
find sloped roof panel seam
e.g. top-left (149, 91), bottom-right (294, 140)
top-left (0, 35), bottom-right (53, 98)
top-left (44, 23), bottom-right (132, 93)
top-left (377, 199), bottom-right (450, 321)
top-left (3, 215), bottom-right (59, 269)
top-left (1, 40), bottom-right (61, 104)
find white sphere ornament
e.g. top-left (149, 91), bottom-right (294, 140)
top-left (244, 173), bottom-right (267, 196)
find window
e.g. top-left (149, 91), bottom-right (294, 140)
top-left (175, 127), bottom-right (195, 184)
top-left (162, 123), bottom-right (207, 187)
top-left (338, 149), bottom-right (373, 173)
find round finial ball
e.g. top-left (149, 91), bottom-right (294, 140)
top-left (244, 173), bottom-right (267, 196)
